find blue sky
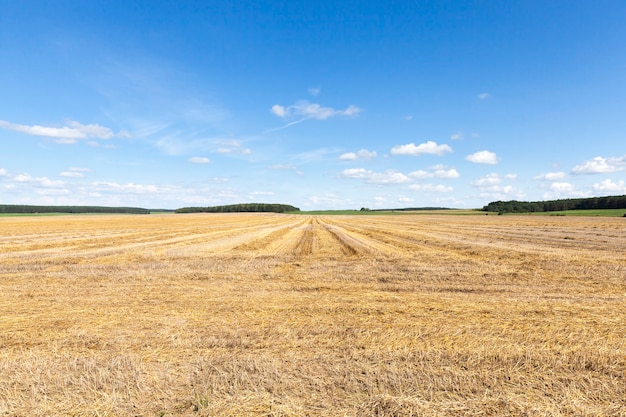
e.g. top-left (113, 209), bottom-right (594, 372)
top-left (1, 1), bottom-right (625, 210)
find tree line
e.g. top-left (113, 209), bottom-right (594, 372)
top-left (482, 195), bottom-right (626, 213)
top-left (0, 205), bottom-right (150, 214)
top-left (175, 203), bottom-right (300, 214)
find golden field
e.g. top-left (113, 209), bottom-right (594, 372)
top-left (0, 213), bottom-right (624, 416)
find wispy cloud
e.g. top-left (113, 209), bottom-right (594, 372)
top-left (0, 120), bottom-right (129, 144)
top-left (339, 149), bottom-right (377, 161)
top-left (477, 93), bottom-right (490, 100)
top-left (571, 155), bottom-right (626, 174)
top-left (390, 141), bottom-right (453, 157)
top-left (249, 191), bottom-right (275, 199)
top-left (450, 131), bottom-right (464, 140)
top-left (188, 157), bottom-right (210, 164)
top-left (271, 101), bottom-right (361, 120)
top-left (60, 167), bottom-right (91, 178)
top-left (213, 139), bottom-right (251, 155)
top-left (307, 87), bottom-right (321, 96)
top-left (465, 150), bottom-right (499, 165)
top-left (269, 100), bottom-right (361, 131)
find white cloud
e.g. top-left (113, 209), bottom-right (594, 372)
top-left (408, 166), bottom-right (460, 179)
top-left (450, 131), bottom-right (464, 140)
top-left (270, 100), bottom-right (361, 121)
top-left (216, 140), bottom-right (252, 155)
top-left (341, 168), bottom-right (411, 185)
top-left (470, 173), bottom-right (524, 200)
top-left (60, 167), bottom-right (91, 178)
top-left (271, 105), bottom-right (288, 118)
top-left (434, 168), bottom-right (460, 179)
top-left (390, 141), bottom-right (453, 157)
top-left (408, 184), bottom-right (453, 193)
top-left (593, 179), bottom-right (626, 193)
top-left (249, 191), bottom-right (275, 199)
top-left (188, 157), bottom-right (210, 164)
top-left (571, 155), bottom-right (626, 174)
top-left (471, 173), bottom-right (502, 187)
top-left (218, 147), bottom-right (251, 155)
top-left (477, 93), bottom-right (490, 100)
top-left (465, 150), bottom-right (499, 165)
top-left (542, 182), bottom-right (590, 200)
top-left (90, 181), bottom-right (179, 195)
top-left (339, 149), bottom-right (377, 161)
top-left (339, 152), bottom-right (358, 161)
top-left (2, 170), bottom-right (65, 188)
top-left (0, 120), bottom-right (129, 144)
top-left (534, 171), bottom-right (566, 180)
top-left (550, 182), bottom-right (575, 193)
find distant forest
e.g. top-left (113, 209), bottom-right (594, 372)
top-left (482, 195), bottom-right (626, 213)
top-left (176, 203), bottom-right (300, 214)
top-left (0, 205), bottom-right (150, 214)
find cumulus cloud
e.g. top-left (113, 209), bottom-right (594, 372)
top-left (408, 165), bottom-right (460, 179)
top-left (339, 149), bottom-right (377, 161)
top-left (534, 171), bottom-right (566, 180)
top-left (0, 169), bottom-right (65, 189)
top-left (471, 173), bottom-right (502, 187)
top-left (542, 182), bottom-right (590, 200)
top-left (471, 173), bottom-right (524, 200)
top-left (390, 141), bottom-right (453, 157)
top-left (341, 168), bottom-right (411, 185)
top-left (271, 100), bottom-right (361, 120)
top-left (0, 119), bottom-right (130, 144)
top-left (465, 150), bottom-right (499, 165)
top-left (188, 157), bottom-right (210, 164)
top-left (571, 155), bottom-right (626, 174)
top-left (60, 167), bottom-right (91, 178)
top-left (593, 179), bottom-right (626, 193)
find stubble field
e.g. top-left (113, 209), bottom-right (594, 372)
top-left (0, 213), bottom-right (625, 416)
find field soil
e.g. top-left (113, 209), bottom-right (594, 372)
top-left (1, 213), bottom-right (625, 416)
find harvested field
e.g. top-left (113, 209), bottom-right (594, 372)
top-left (0, 213), bottom-right (625, 416)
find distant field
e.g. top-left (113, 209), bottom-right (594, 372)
top-left (294, 209), bottom-right (484, 215)
top-left (528, 208), bottom-right (626, 217)
top-left (1, 214), bottom-right (624, 416)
